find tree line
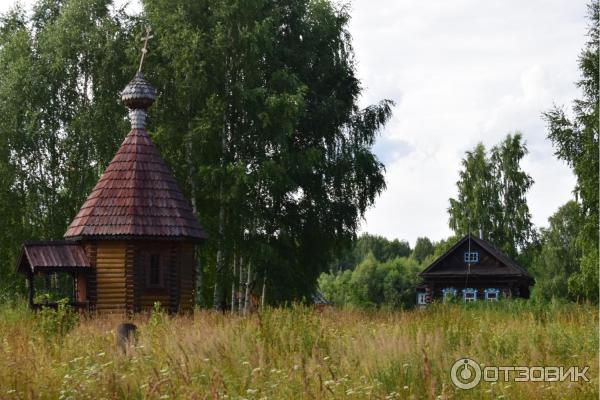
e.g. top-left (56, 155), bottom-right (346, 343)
top-left (319, 2), bottom-right (598, 307)
top-left (0, 0), bottom-right (392, 307)
top-left (0, 0), bottom-right (596, 308)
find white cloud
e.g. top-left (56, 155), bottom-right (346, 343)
top-left (352, 0), bottom-right (586, 246)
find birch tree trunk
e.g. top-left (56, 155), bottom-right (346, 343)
top-left (212, 202), bottom-right (225, 310)
top-left (231, 248), bottom-right (237, 313)
top-left (187, 133), bottom-right (204, 308)
top-left (243, 262), bottom-right (252, 316)
top-left (238, 256), bottom-right (244, 314)
top-left (213, 69), bottom-right (230, 310)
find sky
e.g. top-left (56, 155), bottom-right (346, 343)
top-left (0, 0), bottom-right (588, 247)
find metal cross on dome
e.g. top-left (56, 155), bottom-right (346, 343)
top-left (138, 26), bottom-right (154, 73)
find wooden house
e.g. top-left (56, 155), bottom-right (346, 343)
top-left (16, 66), bottom-right (206, 314)
top-left (416, 234), bottom-right (534, 306)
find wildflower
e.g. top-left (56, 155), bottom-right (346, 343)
top-left (323, 356), bottom-right (330, 361)
top-left (252, 367), bottom-right (261, 374)
top-left (403, 386), bottom-right (408, 390)
top-left (97, 352), bottom-right (105, 357)
top-left (242, 361), bottom-right (250, 366)
top-left (247, 388), bottom-right (258, 394)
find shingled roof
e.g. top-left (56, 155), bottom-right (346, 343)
top-left (17, 241), bottom-right (90, 273)
top-left (64, 72), bottom-right (206, 241)
top-left (64, 130), bottom-right (206, 241)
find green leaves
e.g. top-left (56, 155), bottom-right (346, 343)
top-left (541, 2), bottom-right (598, 302)
top-left (448, 134), bottom-right (533, 258)
top-left (132, 0), bottom-right (393, 304)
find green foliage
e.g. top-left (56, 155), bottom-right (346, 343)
top-left (145, 0), bottom-right (393, 305)
top-left (448, 133), bottom-right (534, 258)
top-left (412, 237), bottom-right (434, 263)
top-left (35, 299), bottom-right (79, 338)
top-left (319, 253), bottom-right (421, 308)
top-left (330, 233), bottom-right (411, 271)
top-left (542, 2), bottom-right (598, 302)
top-left (148, 301), bottom-right (167, 328)
top-left (0, 0), bottom-right (392, 306)
top-left (0, 0), bottom-right (132, 296)
top-left (530, 201), bottom-right (582, 301)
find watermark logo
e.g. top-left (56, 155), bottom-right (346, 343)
top-left (450, 358), bottom-right (482, 389)
top-left (450, 358), bottom-right (590, 389)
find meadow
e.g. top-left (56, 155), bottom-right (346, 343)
top-left (0, 301), bottom-right (597, 399)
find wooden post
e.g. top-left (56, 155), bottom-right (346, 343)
top-left (42, 273), bottom-right (49, 293)
top-left (71, 272), bottom-right (76, 302)
top-left (27, 273), bottom-right (34, 309)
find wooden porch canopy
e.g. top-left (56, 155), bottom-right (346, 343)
top-left (17, 241), bottom-right (91, 309)
top-left (17, 241), bottom-right (91, 274)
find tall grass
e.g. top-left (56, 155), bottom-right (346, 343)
top-left (0, 301), bottom-right (596, 399)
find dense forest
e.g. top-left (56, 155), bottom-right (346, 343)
top-left (0, 0), bottom-right (597, 308)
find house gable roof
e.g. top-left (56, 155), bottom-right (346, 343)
top-left (419, 234), bottom-right (533, 280)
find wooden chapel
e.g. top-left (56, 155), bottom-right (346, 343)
top-left (16, 34), bottom-right (206, 314)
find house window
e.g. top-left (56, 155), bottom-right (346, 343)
top-left (442, 288), bottom-right (457, 302)
top-left (463, 288), bottom-right (477, 302)
top-left (417, 292), bottom-right (427, 305)
top-left (464, 251), bottom-right (479, 263)
top-left (147, 254), bottom-right (162, 288)
top-left (484, 288), bottom-right (500, 301)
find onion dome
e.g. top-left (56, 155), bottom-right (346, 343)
top-left (121, 72), bottom-right (156, 110)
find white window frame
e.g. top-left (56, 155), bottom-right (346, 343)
top-left (464, 251), bottom-right (479, 263)
top-left (484, 288), bottom-right (500, 301)
top-left (417, 292), bottom-right (427, 305)
top-left (442, 287), bottom-right (457, 302)
top-left (463, 288), bottom-right (477, 302)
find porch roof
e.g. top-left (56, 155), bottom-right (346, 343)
top-left (16, 241), bottom-right (91, 274)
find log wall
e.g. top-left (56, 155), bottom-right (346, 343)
top-left (95, 241), bottom-right (127, 313)
top-left (179, 243), bottom-right (195, 313)
top-left (79, 240), bottom-right (197, 314)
